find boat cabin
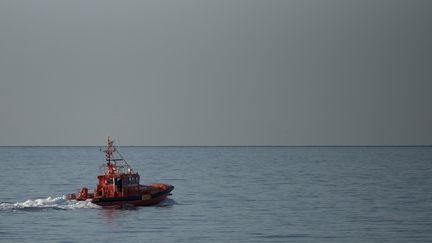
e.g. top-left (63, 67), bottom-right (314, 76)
top-left (93, 138), bottom-right (145, 198)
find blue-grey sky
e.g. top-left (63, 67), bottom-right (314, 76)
top-left (1, 0), bottom-right (431, 146)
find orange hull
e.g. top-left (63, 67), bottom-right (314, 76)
top-left (91, 184), bottom-right (174, 207)
top-left (67, 184), bottom-right (174, 207)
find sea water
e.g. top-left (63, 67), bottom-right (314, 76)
top-left (0, 146), bottom-right (431, 242)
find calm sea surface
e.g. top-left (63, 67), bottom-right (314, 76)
top-left (0, 146), bottom-right (431, 242)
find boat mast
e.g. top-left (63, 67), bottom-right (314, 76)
top-left (104, 137), bottom-right (115, 163)
top-left (102, 136), bottom-right (134, 174)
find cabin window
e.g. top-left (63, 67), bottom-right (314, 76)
top-left (128, 176), bottom-right (137, 184)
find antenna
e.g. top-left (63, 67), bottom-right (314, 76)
top-left (102, 136), bottom-right (134, 174)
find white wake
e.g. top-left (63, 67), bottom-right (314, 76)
top-left (0, 196), bottom-right (100, 211)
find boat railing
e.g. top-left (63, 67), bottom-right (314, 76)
top-left (99, 161), bottom-right (133, 175)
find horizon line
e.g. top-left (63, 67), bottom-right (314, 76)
top-left (0, 145), bottom-right (431, 147)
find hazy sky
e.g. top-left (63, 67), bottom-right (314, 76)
top-left (0, 0), bottom-right (431, 145)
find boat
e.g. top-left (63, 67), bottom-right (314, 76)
top-left (66, 137), bottom-right (174, 207)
